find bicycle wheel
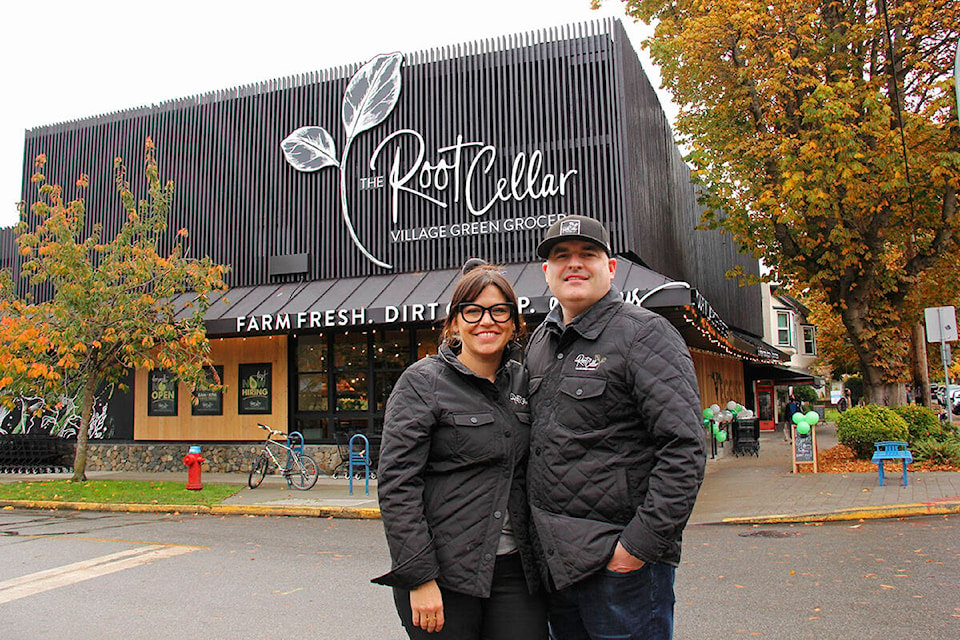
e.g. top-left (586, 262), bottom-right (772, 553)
top-left (287, 454), bottom-right (319, 490)
top-left (248, 454), bottom-right (269, 489)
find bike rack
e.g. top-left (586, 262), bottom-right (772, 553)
top-left (283, 431), bottom-right (306, 487)
top-left (348, 433), bottom-right (371, 495)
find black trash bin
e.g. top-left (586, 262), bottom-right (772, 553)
top-left (731, 418), bottom-right (760, 457)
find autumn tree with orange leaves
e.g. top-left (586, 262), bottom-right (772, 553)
top-left (604, 0), bottom-right (960, 404)
top-left (0, 139), bottom-right (228, 480)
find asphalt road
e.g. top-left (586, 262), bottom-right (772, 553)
top-left (0, 510), bottom-right (957, 639)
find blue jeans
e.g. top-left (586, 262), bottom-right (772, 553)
top-left (547, 562), bottom-right (676, 640)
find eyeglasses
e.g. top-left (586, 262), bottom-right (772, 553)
top-left (457, 303), bottom-right (516, 324)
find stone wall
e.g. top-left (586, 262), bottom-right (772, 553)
top-left (86, 443), bottom-right (343, 474)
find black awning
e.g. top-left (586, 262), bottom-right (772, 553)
top-left (729, 329), bottom-right (788, 363)
top-left (202, 258), bottom-right (681, 337)
top-left (745, 362), bottom-right (816, 385)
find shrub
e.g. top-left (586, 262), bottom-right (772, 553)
top-left (836, 405), bottom-right (909, 459)
top-left (793, 385), bottom-right (818, 404)
top-left (892, 405), bottom-right (945, 444)
top-left (911, 437), bottom-right (960, 466)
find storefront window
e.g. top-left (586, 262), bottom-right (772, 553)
top-left (374, 329), bottom-right (412, 410)
top-left (417, 333), bottom-right (439, 359)
top-left (294, 416), bottom-right (330, 443)
top-left (335, 332), bottom-right (369, 412)
top-left (293, 327), bottom-right (440, 443)
top-left (297, 336), bottom-right (328, 412)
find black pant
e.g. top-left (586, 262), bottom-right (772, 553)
top-left (393, 552), bottom-right (547, 640)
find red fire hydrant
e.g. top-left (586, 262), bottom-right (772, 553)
top-left (183, 446), bottom-right (205, 490)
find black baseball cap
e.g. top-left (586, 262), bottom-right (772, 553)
top-left (536, 215), bottom-right (612, 259)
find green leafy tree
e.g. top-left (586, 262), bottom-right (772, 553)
top-left (0, 139), bottom-right (228, 480)
top-left (605, 0), bottom-right (960, 405)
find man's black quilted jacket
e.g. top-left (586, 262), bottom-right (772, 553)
top-left (526, 287), bottom-right (706, 590)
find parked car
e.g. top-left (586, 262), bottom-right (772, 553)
top-left (938, 385), bottom-right (960, 407)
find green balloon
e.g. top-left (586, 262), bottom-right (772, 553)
top-left (703, 408), bottom-right (714, 419)
top-left (792, 411), bottom-right (804, 425)
top-left (796, 421), bottom-right (811, 435)
top-left (805, 411), bottom-right (819, 426)
top-left (736, 404), bottom-right (744, 413)
top-left (716, 430), bottom-right (728, 442)
top-left (712, 424), bottom-right (720, 435)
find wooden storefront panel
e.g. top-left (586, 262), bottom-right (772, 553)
top-left (690, 349), bottom-right (745, 410)
top-left (134, 335), bottom-right (288, 441)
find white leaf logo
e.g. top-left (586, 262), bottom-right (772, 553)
top-left (280, 127), bottom-right (339, 172)
top-left (342, 52), bottom-right (403, 141)
top-left (281, 52), bottom-right (405, 270)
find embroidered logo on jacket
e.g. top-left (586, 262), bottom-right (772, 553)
top-left (510, 393), bottom-right (528, 406)
top-left (574, 354), bottom-right (606, 371)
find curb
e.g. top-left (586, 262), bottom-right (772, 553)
top-left (4, 499), bottom-right (958, 524)
top-left (0, 500), bottom-right (381, 519)
top-left (715, 500), bottom-right (960, 525)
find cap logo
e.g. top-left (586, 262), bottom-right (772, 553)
top-left (560, 220), bottom-right (581, 236)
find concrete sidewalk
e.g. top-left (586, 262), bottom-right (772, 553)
top-left (690, 422), bottom-right (960, 524)
top-left (3, 423), bottom-right (960, 523)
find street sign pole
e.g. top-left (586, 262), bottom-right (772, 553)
top-left (925, 306), bottom-right (958, 403)
top-left (943, 340), bottom-right (951, 399)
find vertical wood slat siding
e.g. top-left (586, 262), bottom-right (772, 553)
top-left (7, 18), bottom-right (761, 336)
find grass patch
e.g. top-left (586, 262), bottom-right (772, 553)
top-left (0, 480), bottom-right (242, 507)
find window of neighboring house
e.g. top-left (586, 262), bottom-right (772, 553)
top-left (777, 311), bottom-right (793, 346)
top-left (802, 325), bottom-right (816, 355)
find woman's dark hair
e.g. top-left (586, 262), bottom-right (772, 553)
top-left (440, 261), bottom-right (526, 345)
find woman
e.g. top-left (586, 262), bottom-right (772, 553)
top-left (372, 260), bottom-right (546, 639)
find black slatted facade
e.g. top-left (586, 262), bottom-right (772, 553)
top-left (3, 19), bottom-right (779, 446)
top-left (10, 19), bottom-right (761, 336)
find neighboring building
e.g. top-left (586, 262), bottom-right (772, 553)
top-left (2, 19), bottom-right (785, 468)
top-left (762, 282), bottom-right (818, 375)
top-left (757, 281), bottom-right (819, 430)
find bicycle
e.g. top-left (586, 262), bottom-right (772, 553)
top-left (248, 423), bottom-right (319, 490)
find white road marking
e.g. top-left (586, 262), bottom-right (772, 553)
top-left (0, 545), bottom-right (199, 604)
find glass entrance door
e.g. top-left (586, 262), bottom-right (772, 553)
top-left (756, 382), bottom-right (775, 432)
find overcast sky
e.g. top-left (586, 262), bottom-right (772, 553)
top-left (0, 0), bottom-right (672, 229)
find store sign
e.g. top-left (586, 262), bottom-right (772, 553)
top-left (239, 363), bottom-right (272, 414)
top-left (233, 297), bottom-right (538, 333)
top-left (147, 369), bottom-right (177, 417)
top-left (192, 365), bottom-right (224, 416)
top-left (281, 52), bottom-right (579, 269)
top-left (233, 286), bottom-right (688, 334)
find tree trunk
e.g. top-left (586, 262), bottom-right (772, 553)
top-left (862, 379), bottom-right (907, 406)
top-left (70, 376), bottom-right (97, 482)
top-left (912, 322), bottom-right (931, 408)
top-left (841, 297), bottom-right (908, 407)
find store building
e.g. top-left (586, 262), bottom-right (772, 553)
top-left (3, 19), bottom-right (783, 469)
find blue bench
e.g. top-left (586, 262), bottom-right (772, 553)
top-left (871, 441), bottom-right (913, 487)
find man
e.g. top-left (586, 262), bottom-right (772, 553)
top-left (525, 215), bottom-right (706, 640)
top-left (784, 395), bottom-right (800, 442)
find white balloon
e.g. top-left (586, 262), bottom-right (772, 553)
top-left (727, 401), bottom-right (738, 410)
top-left (711, 404), bottom-right (721, 414)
